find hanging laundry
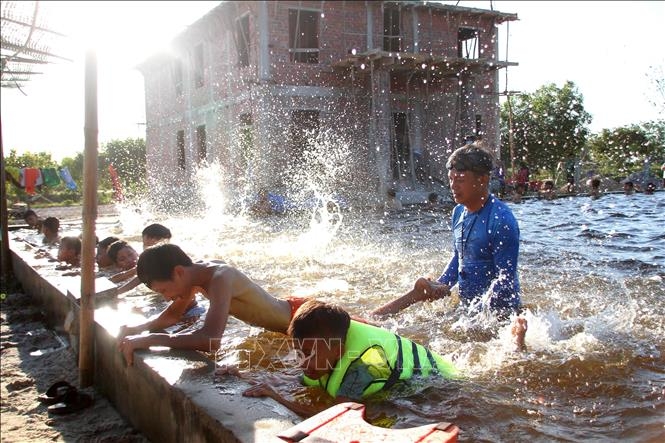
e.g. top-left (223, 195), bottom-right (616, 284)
top-left (59, 167), bottom-right (78, 191)
top-left (108, 164), bottom-right (124, 202)
top-left (19, 168), bottom-right (43, 195)
top-left (41, 168), bottom-right (61, 187)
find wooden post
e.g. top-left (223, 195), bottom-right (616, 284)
top-left (507, 94), bottom-right (516, 176)
top-left (0, 118), bottom-right (12, 288)
top-left (79, 49), bottom-right (98, 387)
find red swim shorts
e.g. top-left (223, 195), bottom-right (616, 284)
top-left (286, 296), bottom-right (309, 319)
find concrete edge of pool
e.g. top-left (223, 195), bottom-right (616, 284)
top-left (9, 238), bottom-right (300, 443)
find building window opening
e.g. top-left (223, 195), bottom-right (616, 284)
top-left (194, 43), bottom-right (204, 87)
top-left (383, 5), bottom-right (401, 52)
top-left (236, 14), bottom-right (250, 67)
top-left (196, 125), bottom-right (207, 164)
top-left (288, 9), bottom-right (319, 63)
top-left (177, 130), bottom-right (185, 170)
top-left (458, 28), bottom-right (479, 59)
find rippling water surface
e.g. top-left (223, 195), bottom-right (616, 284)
top-left (92, 190), bottom-right (665, 441)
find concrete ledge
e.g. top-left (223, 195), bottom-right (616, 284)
top-left (9, 236), bottom-right (298, 443)
top-left (10, 244), bottom-right (80, 335)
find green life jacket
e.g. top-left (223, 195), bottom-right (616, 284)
top-left (302, 320), bottom-right (458, 398)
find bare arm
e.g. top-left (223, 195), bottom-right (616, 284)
top-left (110, 267), bottom-right (137, 283)
top-left (371, 278), bottom-right (450, 316)
top-left (118, 270), bottom-right (233, 365)
top-left (116, 275), bottom-right (142, 296)
top-left (118, 294), bottom-right (195, 338)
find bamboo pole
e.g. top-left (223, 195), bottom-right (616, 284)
top-left (507, 94), bottom-right (516, 175)
top-left (79, 49), bottom-right (98, 387)
top-left (0, 118), bottom-right (12, 288)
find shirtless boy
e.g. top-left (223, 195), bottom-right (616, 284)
top-left (117, 243), bottom-right (307, 365)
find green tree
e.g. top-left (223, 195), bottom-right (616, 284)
top-left (500, 81), bottom-right (592, 177)
top-left (60, 152), bottom-right (84, 187)
top-left (99, 138), bottom-right (147, 197)
top-left (5, 149), bottom-right (58, 170)
top-left (587, 120), bottom-right (665, 178)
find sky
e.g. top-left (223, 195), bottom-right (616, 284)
top-left (1, 1), bottom-right (663, 162)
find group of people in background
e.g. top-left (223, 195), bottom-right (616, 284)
top-left (22, 210), bottom-right (79, 269)
top-left (502, 160), bottom-right (662, 203)
top-left (19, 209), bottom-right (172, 285)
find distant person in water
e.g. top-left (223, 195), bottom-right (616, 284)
top-left (538, 180), bottom-right (557, 200)
top-left (644, 182), bottom-right (656, 195)
top-left (516, 162), bottom-right (530, 188)
top-left (426, 192), bottom-right (440, 210)
top-left (623, 181), bottom-right (635, 195)
top-left (372, 143), bottom-right (526, 350)
top-left (385, 188), bottom-right (403, 211)
top-left (107, 241), bottom-right (139, 274)
top-left (96, 236), bottom-right (120, 269)
top-left (589, 177), bottom-right (602, 199)
top-left (117, 243), bottom-right (330, 365)
top-left (57, 236), bottom-right (81, 267)
top-left (23, 209), bottom-right (42, 230)
top-left (41, 217), bottom-right (60, 245)
top-left (510, 182), bottom-right (526, 203)
top-left (141, 223), bottom-right (172, 247)
top-left (250, 189), bottom-right (287, 216)
top-left (241, 299), bottom-right (464, 417)
top-left (112, 223), bottom-right (174, 294)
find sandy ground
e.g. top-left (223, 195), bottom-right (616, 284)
top-left (0, 289), bottom-right (148, 443)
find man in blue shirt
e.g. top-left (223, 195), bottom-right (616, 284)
top-left (372, 143), bottom-right (526, 350)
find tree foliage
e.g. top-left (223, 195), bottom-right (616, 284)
top-left (500, 81), bottom-right (592, 177)
top-left (5, 149), bottom-right (58, 170)
top-left (586, 120), bottom-right (665, 178)
top-left (4, 137), bottom-right (146, 205)
top-left (99, 138), bottom-right (147, 196)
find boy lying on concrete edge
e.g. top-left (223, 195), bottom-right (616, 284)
top-left (117, 243), bottom-right (317, 365)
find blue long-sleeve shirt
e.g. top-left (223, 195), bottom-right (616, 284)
top-left (437, 195), bottom-right (521, 311)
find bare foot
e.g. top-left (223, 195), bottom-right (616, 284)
top-left (511, 317), bottom-right (528, 352)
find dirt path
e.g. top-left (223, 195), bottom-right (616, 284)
top-left (0, 289), bottom-right (147, 443)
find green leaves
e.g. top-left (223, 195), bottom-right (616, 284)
top-left (587, 120), bottom-right (665, 178)
top-left (500, 81), bottom-right (592, 177)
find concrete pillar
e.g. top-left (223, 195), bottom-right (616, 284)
top-left (459, 73), bottom-right (473, 143)
top-left (492, 24), bottom-right (501, 157)
top-left (366, 2), bottom-right (373, 50)
top-left (258, 1), bottom-right (270, 81)
top-left (411, 8), bottom-right (419, 52)
top-left (410, 101), bottom-right (424, 186)
top-left (371, 68), bottom-right (392, 197)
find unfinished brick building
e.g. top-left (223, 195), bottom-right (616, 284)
top-left (138, 1), bottom-right (517, 206)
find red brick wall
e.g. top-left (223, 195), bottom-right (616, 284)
top-left (140, 1), bottom-right (513, 196)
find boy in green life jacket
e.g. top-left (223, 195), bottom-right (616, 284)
top-left (242, 299), bottom-right (458, 417)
